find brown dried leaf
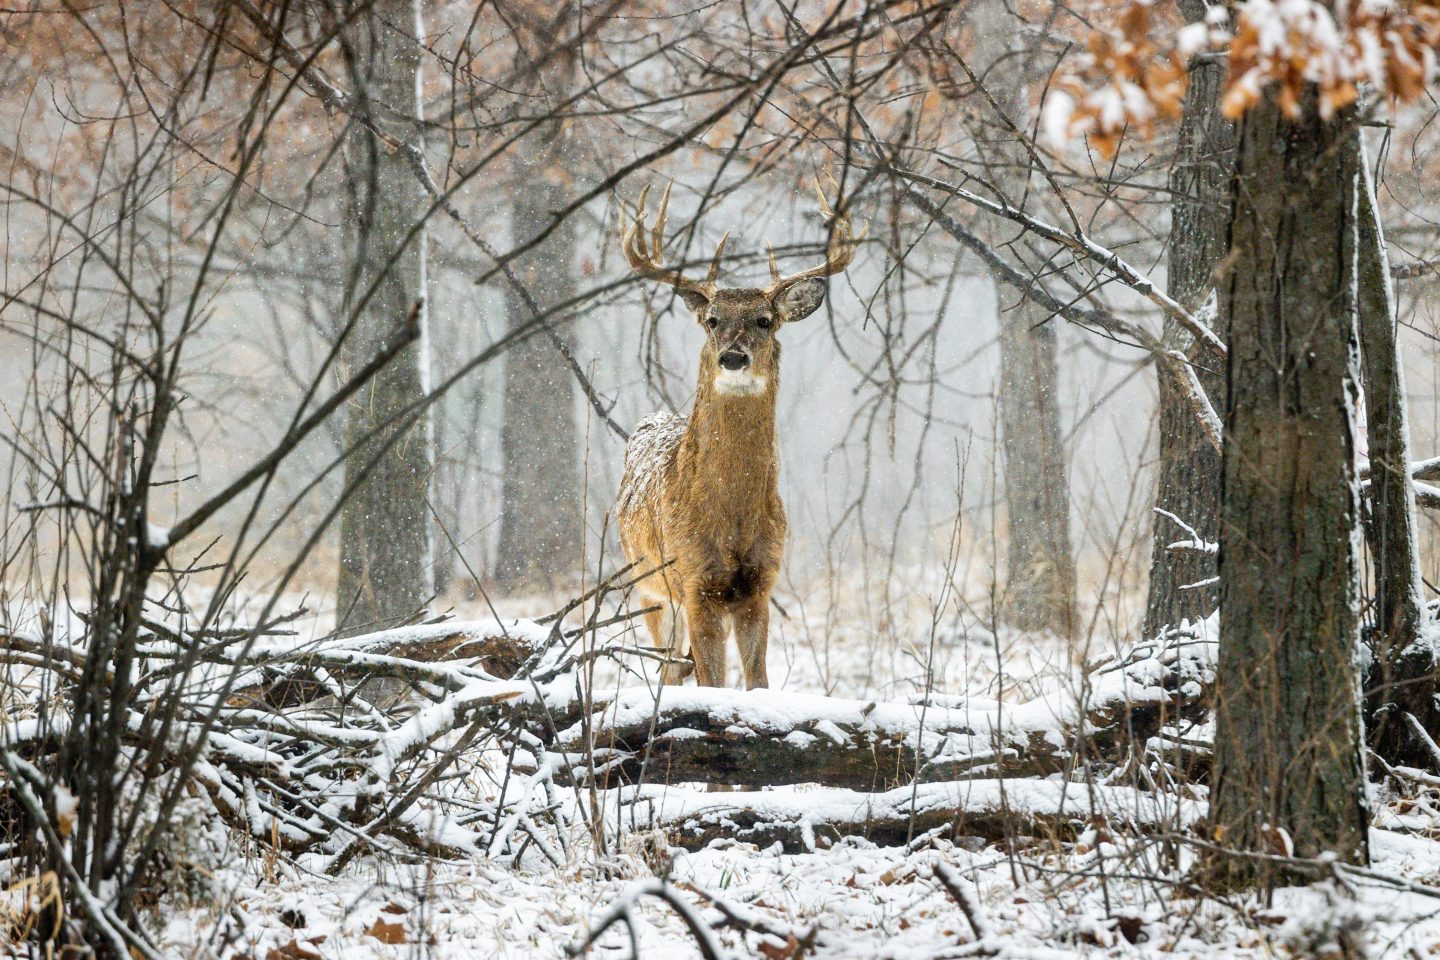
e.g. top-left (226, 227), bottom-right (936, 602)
top-left (365, 918), bottom-right (407, 945)
top-left (758, 935), bottom-right (803, 960)
top-left (265, 940), bottom-right (322, 960)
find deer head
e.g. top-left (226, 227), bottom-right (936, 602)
top-left (621, 182), bottom-right (857, 397)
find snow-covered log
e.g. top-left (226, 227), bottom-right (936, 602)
top-left (547, 629), bottom-right (1215, 789)
top-left (607, 778), bottom-right (1203, 853)
top-left (226, 619), bottom-right (550, 709)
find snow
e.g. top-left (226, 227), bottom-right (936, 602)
top-left (607, 777), bottom-right (1202, 846)
top-left (1175, 21), bottom-right (1210, 56)
top-left (18, 592), bottom-right (1435, 960)
top-left (616, 411), bottom-right (687, 518)
top-left (145, 522), bottom-right (171, 550)
top-left (246, 616), bottom-right (552, 659)
top-left (156, 813), bottom-right (1440, 959)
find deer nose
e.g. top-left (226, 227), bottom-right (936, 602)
top-left (718, 350), bottom-right (749, 371)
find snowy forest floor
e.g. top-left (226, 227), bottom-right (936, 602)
top-left (85, 580), bottom-right (1440, 958)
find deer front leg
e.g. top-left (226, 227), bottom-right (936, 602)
top-left (684, 592), bottom-right (728, 687)
top-left (733, 592), bottom-right (770, 690)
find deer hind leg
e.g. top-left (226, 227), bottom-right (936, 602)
top-left (642, 597), bottom-right (690, 685)
top-left (733, 592), bottom-right (770, 690)
top-left (683, 592), bottom-right (729, 687)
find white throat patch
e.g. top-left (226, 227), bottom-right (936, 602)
top-left (714, 367), bottom-right (768, 396)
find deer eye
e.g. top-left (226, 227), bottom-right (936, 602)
top-left (755, 315), bottom-right (773, 329)
top-left (707, 317), bottom-right (718, 330)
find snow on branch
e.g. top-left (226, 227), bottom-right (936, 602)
top-left (540, 625), bottom-right (1216, 791)
top-left (1047, 0), bottom-right (1440, 154)
top-left (605, 777), bottom-right (1202, 854)
top-left (1155, 509), bottom-right (1219, 556)
top-left (0, 584), bottom-right (1217, 877)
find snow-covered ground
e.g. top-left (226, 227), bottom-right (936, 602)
top-left (97, 581), bottom-right (1436, 960)
top-left (159, 793), bottom-right (1440, 959)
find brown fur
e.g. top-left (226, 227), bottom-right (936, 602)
top-left (618, 287), bottom-right (824, 688)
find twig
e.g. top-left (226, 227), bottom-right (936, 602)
top-left (933, 861), bottom-right (994, 945)
top-left (566, 878), bottom-right (731, 960)
top-left (1404, 712), bottom-right (1440, 772)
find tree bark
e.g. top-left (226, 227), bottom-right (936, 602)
top-left (998, 316), bottom-right (1077, 636)
top-left (1207, 91), bottom-right (1369, 889)
top-left (335, 0), bottom-right (433, 633)
top-left (495, 17), bottom-right (583, 592)
top-left (967, 0), bottom-right (1077, 638)
top-left (1142, 0), bottom-right (1233, 638)
top-left (1353, 136), bottom-right (1434, 768)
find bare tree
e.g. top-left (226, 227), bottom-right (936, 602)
top-left (968, 0), bottom-right (1077, 638)
top-left (495, 5), bottom-right (584, 592)
top-left (1355, 134), bottom-right (1431, 768)
top-left (1142, 0), bottom-right (1232, 638)
top-left (335, 0), bottom-right (435, 631)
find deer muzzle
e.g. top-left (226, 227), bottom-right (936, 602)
top-left (718, 349), bottom-right (750, 371)
top-left (713, 347), bottom-right (766, 396)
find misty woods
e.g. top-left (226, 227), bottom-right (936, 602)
top-left (2, 1), bottom-right (1440, 957)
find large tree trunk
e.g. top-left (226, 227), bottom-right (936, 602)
top-left (1207, 91), bottom-right (1369, 888)
top-left (335, 0), bottom-right (434, 633)
top-left (1354, 136), bottom-right (1433, 768)
top-left (968, 0), bottom-right (1076, 638)
top-left (1142, 0), bottom-right (1233, 638)
top-left (495, 20), bottom-right (583, 593)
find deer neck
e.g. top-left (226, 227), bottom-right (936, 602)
top-left (683, 347), bottom-right (781, 504)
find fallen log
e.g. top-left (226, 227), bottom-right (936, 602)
top-left (606, 779), bottom-right (1203, 853)
top-left (225, 619), bottom-right (549, 709)
top-left (547, 629), bottom-right (1216, 790)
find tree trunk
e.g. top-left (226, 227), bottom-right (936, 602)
top-left (1207, 92), bottom-right (1369, 889)
top-left (495, 23), bottom-right (583, 593)
top-left (998, 314), bottom-right (1077, 637)
top-left (1142, 0), bottom-right (1233, 638)
top-left (1354, 135), bottom-right (1433, 768)
top-left (335, 0), bottom-right (433, 633)
top-left (967, 0), bottom-right (1077, 638)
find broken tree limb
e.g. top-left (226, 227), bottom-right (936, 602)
top-left (546, 628), bottom-right (1216, 789)
top-left (605, 778), bottom-right (1203, 853)
top-left (224, 619), bottom-right (550, 709)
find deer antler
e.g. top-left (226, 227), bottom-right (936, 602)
top-left (621, 183), bottom-right (729, 301)
top-left (763, 178), bottom-right (860, 299)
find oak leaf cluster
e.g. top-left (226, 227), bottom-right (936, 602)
top-left (1049, 0), bottom-right (1440, 153)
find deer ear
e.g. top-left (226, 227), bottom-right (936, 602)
top-left (775, 277), bottom-right (827, 322)
top-left (679, 290), bottom-right (710, 314)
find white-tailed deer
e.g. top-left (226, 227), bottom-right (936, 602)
top-left (615, 183), bottom-right (857, 689)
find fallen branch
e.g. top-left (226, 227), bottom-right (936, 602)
top-left (565, 878), bottom-right (729, 960)
top-left (607, 778), bottom-right (1202, 853)
top-left (933, 860), bottom-right (992, 944)
top-left (224, 619), bottom-right (549, 709)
